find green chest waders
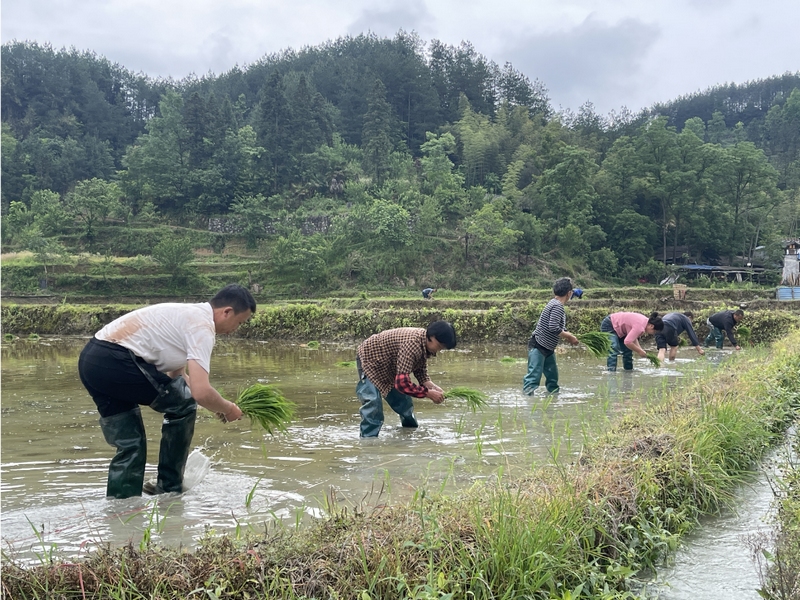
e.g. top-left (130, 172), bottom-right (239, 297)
top-left (99, 406), bottom-right (148, 499)
top-left (130, 352), bottom-right (198, 495)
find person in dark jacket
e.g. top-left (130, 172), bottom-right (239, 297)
top-left (656, 312), bottom-right (705, 362)
top-left (522, 277), bottom-right (579, 395)
top-left (704, 309), bottom-right (744, 350)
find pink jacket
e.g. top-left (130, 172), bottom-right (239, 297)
top-left (609, 312), bottom-right (649, 345)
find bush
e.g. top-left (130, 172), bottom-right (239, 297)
top-left (588, 247), bottom-right (619, 276)
top-left (152, 237), bottom-right (196, 281)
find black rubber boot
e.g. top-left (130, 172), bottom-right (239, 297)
top-left (150, 377), bottom-right (197, 494)
top-left (99, 408), bottom-right (147, 499)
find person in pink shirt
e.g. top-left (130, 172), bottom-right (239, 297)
top-left (599, 311), bottom-right (664, 371)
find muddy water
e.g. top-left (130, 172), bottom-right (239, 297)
top-left (645, 432), bottom-right (795, 600)
top-left (2, 337), bottom-right (716, 565)
top-left (644, 467), bottom-right (774, 599)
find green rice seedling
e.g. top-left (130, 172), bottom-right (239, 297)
top-left (444, 386), bottom-right (488, 412)
top-left (245, 478), bottom-right (262, 509)
top-left (25, 516), bottom-right (57, 565)
top-left (577, 331), bottom-right (612, 357)
top-left (335, 360), bottom-right (356, 368)
top-left (3, 333), bottom-right (14, 342)
top-left (736, 325), bottom-right (751, 344)
top-left (306, 340), bottom-right (320, 349)
top-left (645, 352), bottom-right (661, 368)
top-left (27, 333), bottom-right (40, 341)
top-left (234, 384), bottom-right (295, 435)
top-left (499, 356), bottom-right (518, 364)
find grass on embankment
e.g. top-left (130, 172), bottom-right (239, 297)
top-left (3, 301), bottom-right (800, 345)
top-left (2, 332), bottom-right (800, 599)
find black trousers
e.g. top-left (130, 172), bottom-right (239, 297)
top-left (78, 338), bottom-right (171, 418)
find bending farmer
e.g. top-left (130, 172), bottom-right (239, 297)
top-left (656, 311), bottom-right (705, 362)
top-left (600, 311), bottom-right (664, 371)
top-left (523, 277), bottom-right (579, 396)
top-left (78, 284), bottom-right (255, 499)
top-left (704, 309), bottom-right (744, 350)
top-left (356, 321), bottom-right (457, 437)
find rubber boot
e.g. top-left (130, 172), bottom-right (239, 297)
top-left (149, 377), bottom-right (197, 494)
top-left (709, 327), bottom-right (724, 349)
top-left (357, 376), bottom-right (385, 437)
top-left (606, 333), bottom-right (623, 371)
top-left (99, 408), bottom-right (147, 499)
top-left (523, 347), bottom-right (545, 395)
top-left (621, 347), bottom-right (634, 371)
top-left (386, 389), bottom-right (418, 428)
top-left (542, 353), bottom-right (560, 393)
top-left (600, 317), bottom-right (619, 372)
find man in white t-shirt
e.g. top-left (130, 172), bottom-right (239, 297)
top-left (78, 284), bottom-right (256, 498)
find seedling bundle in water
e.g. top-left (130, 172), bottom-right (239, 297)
top-left (444, 387), bottom-right (488, 412)
top-left (577, 331), bottom-right (612, 357)
top-left (234, 384), bottom-right (295, 435)
top-left (736, 325), bottom-right (752, 344)
top-left (645, 352), bottom-right (661, 368)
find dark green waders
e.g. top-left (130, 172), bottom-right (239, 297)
top-left (704, 326), bottom-right (725, 349)
top-left (128, 349), bottom-right (197, 496)
top-left (148, 376), bottom-right (197, 494)
top-left (99, 407), bottom-right (147, 499)
top-left (522, 347), bottom-right (560, 395)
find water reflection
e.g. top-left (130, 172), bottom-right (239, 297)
top-left (2, 337), bottom-right (716, 564)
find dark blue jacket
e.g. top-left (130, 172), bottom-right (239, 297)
top-left (708, 310), bottom-right (739, 346)
top-left (656, 312), bottom-right (701, 348)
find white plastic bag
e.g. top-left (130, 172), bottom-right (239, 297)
top-left (182, 449), bottom-right (211, 491)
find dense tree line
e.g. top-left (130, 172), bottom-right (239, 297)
top-left (2, 36), bottom-right (798, 292)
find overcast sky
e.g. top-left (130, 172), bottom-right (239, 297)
top-left (2, 0), bottom-right (798, 116)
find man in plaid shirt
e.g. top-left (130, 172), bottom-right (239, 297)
top-left (356, 320), bottom-right (457, 437)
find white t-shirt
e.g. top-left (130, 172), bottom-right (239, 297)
top-left (95, 302), bottom-right (216, 374)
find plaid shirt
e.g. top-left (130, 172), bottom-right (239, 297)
top-left (357, 327), bottom-right (431, 398)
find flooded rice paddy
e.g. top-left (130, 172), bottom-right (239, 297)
top-left (1, 336), bottom-right (765, 595)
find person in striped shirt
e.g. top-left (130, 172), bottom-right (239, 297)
top-left (522, 278), bottom-right (579, 396)
top-left (356, 321), bottom-right (457, 437)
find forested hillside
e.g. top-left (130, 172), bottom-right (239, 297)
top-left (2, 34), bottom-right (799, 295)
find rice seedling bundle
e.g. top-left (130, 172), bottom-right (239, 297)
top-left (577, 331), bottom-right (612, 358)
top-left (306, 341), bottom-right (320, 349)
top-left (234, 384), bottom-right (295, 435)
top-left (736, 325), bottom-right (751, 343)
top-left (444, 386), bottom-right (488, 412)
top-left (335, 360), bottom-right (357, 368)
top-left (645, 352), bottom-right (661, 368)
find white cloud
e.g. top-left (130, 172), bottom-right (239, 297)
top-left (2, 0), bottom-right (798, 114)
top-left (501, 14), bottom-right (660, 113)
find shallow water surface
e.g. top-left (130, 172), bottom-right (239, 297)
top-left (2, 337), bottom-right (717, 564)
